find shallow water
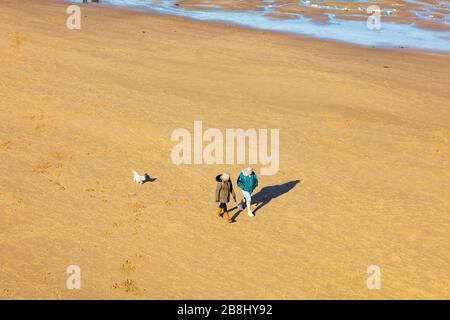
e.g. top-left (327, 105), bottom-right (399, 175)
top-left (67, 0), bottom-right (450, 52)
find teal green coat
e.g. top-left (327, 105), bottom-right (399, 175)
top-left (237, 172), bottom-right (258, 193)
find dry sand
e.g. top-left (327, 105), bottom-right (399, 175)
top-left (0, 0), bottom-right (449, 299)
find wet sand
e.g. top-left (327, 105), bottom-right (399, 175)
top-left (146, 0), bottom-right (450, 31)
top-left (0, 0), bottom-right (449, 299)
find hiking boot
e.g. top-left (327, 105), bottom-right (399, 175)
top-left (224, 212), bottom-right (233, 223)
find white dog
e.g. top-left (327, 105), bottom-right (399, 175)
top-left (132, 170), bottom-right (147, 184)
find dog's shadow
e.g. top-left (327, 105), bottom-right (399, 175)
top-left (142, 174), bottom-right (157, 184)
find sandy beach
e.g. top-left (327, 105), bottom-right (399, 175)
top-left (1, 0), bottom-right (449, 299)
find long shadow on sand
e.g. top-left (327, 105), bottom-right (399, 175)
top-left (231, 180), bottom-right (300, 221)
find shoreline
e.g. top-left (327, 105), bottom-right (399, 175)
top-left (60, 0), bottom-right (450, 53)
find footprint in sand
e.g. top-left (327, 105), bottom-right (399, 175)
top-left (52, 289), bottom-right (63, 299)
top-left (120, 260), bottom-right (136, 275)
top-left (34, 123), bottom-right (49, 132)
top-left (49, 151), bottom-right (74, 162)
top-left (0, 193), bottom-right (23, 206)
top-left (164, 198), bottom-right (189, 207)
top-left (0, 141), bottom-right (12, 152)
top-left (111, 279), bottom-right (140, 293)
top-left (21, 115), bottom-right (43, 121)
top-left (179, 198), bottom-right (189, 205)
top-left (85, 188), bottom-right (96, 198)
top-left (34, 152), bottom-right (73, 189)
top-left (104, 222), bottom-right (121, 236)
top-left (33, 153), bottom-right (67, 174)
top-left (2, 289), bottom-right (11, 297)
top-left (33, 153), bottom-right (71, 189)
top-left (129, 202), bottom-right (146, 213)
top-left (8, 32), bottom-right (26, 55)
top-left (21, 115), bottom-right (50, 133)
top-left (33, 162), bottom-right (54, 174)
top-left (134, 253), bottom-right (144, 259)
top-left (164, 200), bottom-right (173, 207)
top-left (50, 179), bottom-right (66, 191)
top-left (85, 182), bottom-right (107, 201)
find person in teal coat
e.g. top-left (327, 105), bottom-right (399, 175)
top-left (237, 167), bottom-right (258, 217)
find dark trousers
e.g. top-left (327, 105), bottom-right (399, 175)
top-left (218, 203), bottom-right (227, 212)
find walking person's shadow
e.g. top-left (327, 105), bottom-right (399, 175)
top-left (231, 180), bottom-right (300, 221)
